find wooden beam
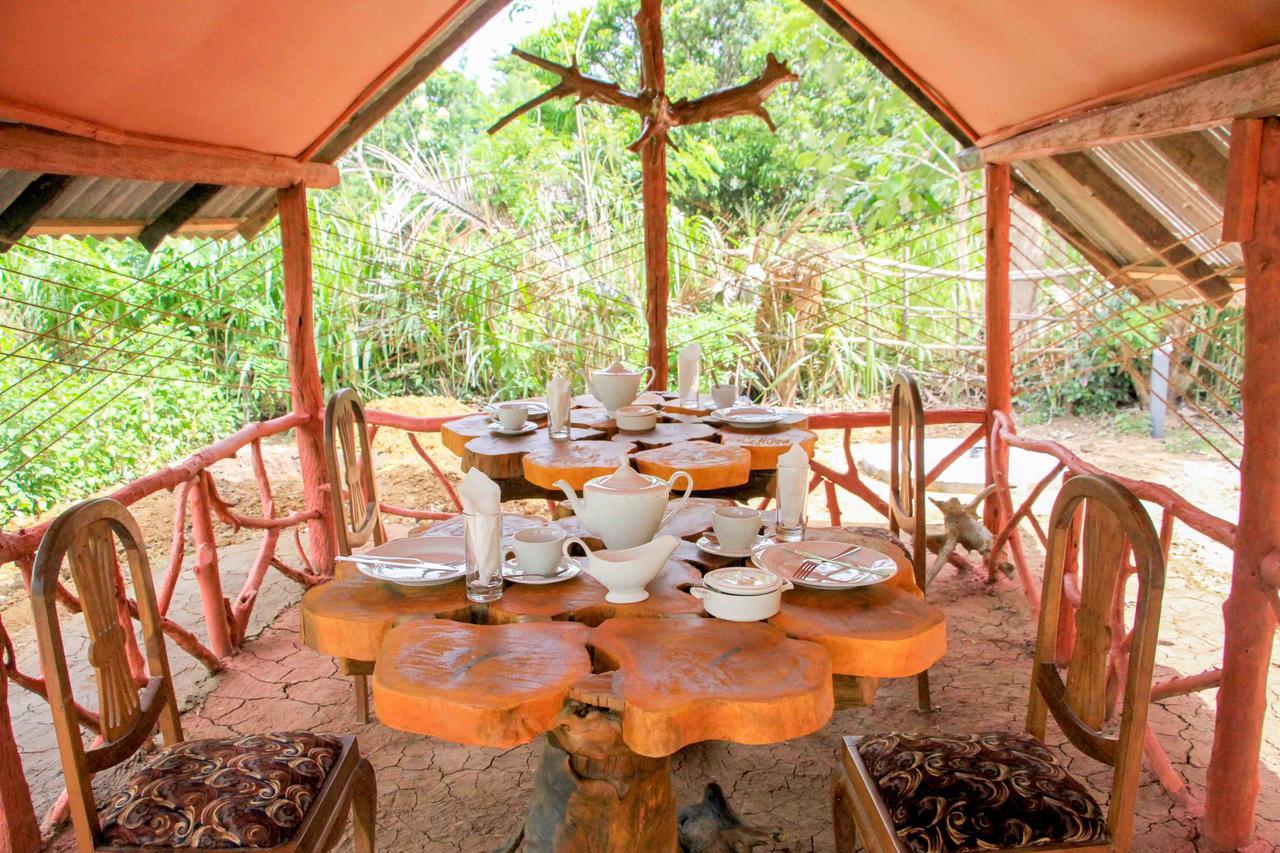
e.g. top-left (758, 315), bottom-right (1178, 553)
top-left (25, 217), bottom-right (242, 238)
top-left (0, 125), bottom-right (339, 189)
top-left (1223, 118), bottom-right (1264, 243)
top-left (1202, 116), bottom-right (1280, 852)
top-left (961, 55), bottom-right (1280, 168)
top-left (799, 0), bottom-right (972, 145)
top-left (138, 183), bottom-right (222, 251)
top-left (1149, 132), bottom-right (1229, 203)
top-left (0, 173), bottom-right (74, 251)
top-left (1053, 152), bottom-right (1235, 304)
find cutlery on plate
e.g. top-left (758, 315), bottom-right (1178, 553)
top-left (782, 544), bottom-right (862, 566)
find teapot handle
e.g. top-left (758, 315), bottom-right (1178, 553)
top-left (659, 471), bottom-right (694, 529)
top-left (638, 365), bottom-right (656, 393)
top-left (562, 536), bottom-right (592, 559)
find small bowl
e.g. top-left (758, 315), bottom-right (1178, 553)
top-left (614, 404), bottom-right (659, 432)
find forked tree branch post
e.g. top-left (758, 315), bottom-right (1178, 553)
top-left (488, 0), bottom-right (797, 387)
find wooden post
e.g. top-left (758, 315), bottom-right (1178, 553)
top-left (642, 136), bottom-right (670, 389)
top-left (1201, 116), bottom-right (1280, 852)
top-left (277, 185), bottom-right (337, 576)
top-left (984, 163), bottom-right (1013, 531)
top-left (0, 666), bottom-right (40, 853)
top-left (188, 475), bottom-right (232, 657)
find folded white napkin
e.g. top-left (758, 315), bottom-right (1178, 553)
top-left (677, 343), bottom-right (701, 403)
top-left (776, 442), bottom-right (809, 528)
top-left (547, 374), bottom-right (571, 430)
top-left (459, 468), bottom-right (502, 583)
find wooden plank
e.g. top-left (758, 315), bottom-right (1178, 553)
top-left (1223, 118), bottom-right (1264, 243)
top-left (137, 183), bottom-right (222, 251)
top-left (0, 125), bottom-right (339, 188)
top-left (0, 173), bottom-right (74, 250)
top-left (962, 56), bottom-right (1280, 168)
top-left (1053, 152), bottom-right (1235, 304)
top-left (1149, 132), bottom-right (1229, 203)
top-left (25, 217), bottom-right (243, 237)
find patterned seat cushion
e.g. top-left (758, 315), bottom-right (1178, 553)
top-left (100, 732), bottom-right (342, 849)
top-left (858, 732), bottom-right (1109, 853)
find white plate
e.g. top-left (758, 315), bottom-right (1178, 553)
top-left (696, 534), bottom-right (775, 559)
top-left (346, 536), bottom-right (466, 586)
top-left (502, 557), bottom-right (582, 585)
top-left (484, 401), bottom-right (549, 419)
top-left (751, 540), bottom-right (897, 590)
top-left (488, 421), bottom-right (538, 436)
top-left (709, 406), bottom-right (785, 429)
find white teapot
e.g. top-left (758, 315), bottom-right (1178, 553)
top-left (554, 463), bottom-right (692, 550)
top-left (583, 361), bottom-right (656, 415)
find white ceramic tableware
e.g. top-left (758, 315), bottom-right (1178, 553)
top-left (695, 534), bottom-right (769, 559)
top-left (502, 557), bottom-right (582, 584)
top-left (711, 506), bottom-right (769, 552)
top-left (495, 402), bottom-right (530, 431)
top-left (750, 539), bottom-right (897, 589)
top-left (342, 536), bottom-right (467, 586)
top-left (555, 463), bottom-right (693, 549)
top-left (689, 566), bottom-right (792, 621)
top-left (488, 421), bottom-right (537, 436)
top-left (614, 404), bottom-right (659, 432)
top-left (502, 526), bottom-right (566, 576)
top-left (583, 361), bottom-right (656, 415)
top-left (485, 400), bottom-right (548, 420)
top-left (710, 384), bottom-right (738, 410)
top-left (562, 534), bottom-right (678, 603)
top-left (710, 405), bottom-right (785, 429)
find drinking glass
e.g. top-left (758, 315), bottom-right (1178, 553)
top-left (463, 510), bottom-right (504, 602)
top-left (548, 393), bottom-right (571, 440)
top-left (775, 495), bottom-right (807, 543)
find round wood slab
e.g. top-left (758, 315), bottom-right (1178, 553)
top-left (719, 426), bottom-right (817, 470)
top-left (440, 414), bottom-right (495, 456)
top-left (553, 497), bottom-right (733, 547)
top-left (463, 427), bottom-right (603, 480)
top-left (659, 395), bottom-right (717, 416)
top-left (633, 440), bottom-right (750, 490)
top-left (568, 407), bottom-right (615, 433)
top-left (300, 577), bottom-right (470, 662)
top-left (589, 618), bottom-right (834, 757)
top-left (489, 560), bottom-right (702, 626)
top-left (373, 619), bottom-right (592, 747)
top-left (523, 440), bottom-right (636, 490)
top-left (611, 422), bottom-right (717, 448)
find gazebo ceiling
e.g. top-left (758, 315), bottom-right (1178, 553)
top-left (1, 0), bottom-right (1277, 299)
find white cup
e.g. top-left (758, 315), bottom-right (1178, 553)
top-left (504, 526), bottom-right (566, 575)
top-left (711, 384), bottom-right (739, 410)
top-left (496, 403), bottom-right (529, 431)
top-left (712, 506), bottom-right (768, 552)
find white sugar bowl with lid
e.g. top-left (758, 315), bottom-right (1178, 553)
top-left (689, 566), bottom-right (793, 622)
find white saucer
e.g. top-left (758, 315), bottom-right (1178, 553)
top-left (489, 421), bottom-right (538, 436)
top-left (502, 557), bottom-right (582, 584)
top-left (485, 401), bottom-right (549, 419)
top-left (696, 534), bottom-right (774, 559)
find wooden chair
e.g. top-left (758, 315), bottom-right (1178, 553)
top-left (832, 474), bottom-right (1165, 853)
top-left (888, 368), bottom-right (931, 712)
top-left (30, 498), bottom-right (375, 853)
top-left (323, 387), bottom-right (385, 722)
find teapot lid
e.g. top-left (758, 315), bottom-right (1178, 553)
top-left (703, 566), bottom-right (785, 595)
top-left (597, 360), bottom-right (637, 375)
top-left (590, 463), bottom-right (660, 491)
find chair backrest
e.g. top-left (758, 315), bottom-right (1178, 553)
top-left (324, 387), bottom-right (384, 555)
top-left (1027, 474), bottom-right (1165, 850)
top-left (888, 369), bottom-right (927, 591)
top-left (30, 498), bottom-right (183, 850)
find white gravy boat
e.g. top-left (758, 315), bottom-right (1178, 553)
top-left (563, 535), bottom-right (678, 603)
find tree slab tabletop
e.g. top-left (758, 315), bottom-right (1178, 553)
top-left (719, 426), bottom-right (817, 469)
top-left (660, 395), bottom-right (717, 416)
top-left (768, 584), bottom-right (947, 678)
top-left (372, 620), bottom-right (592, 747)
top-left (611, 422), bottom-right (717, 448)
top-left (554, 497), bottom-right (733, 547)
top-left (439, 414), bottom-right (494, 456)
top-left (634, 440), bottom-right (750, 490)
top-left (463, 427), bottom-right (604, 479)
top-left (589, 617), bottom-right (834, 758)
top-left (490, 560), bottom-right (702, 626)
top-left (523, 440), bottom-right (636, 490)
top-left (300, 577), bottom-right (470, 662)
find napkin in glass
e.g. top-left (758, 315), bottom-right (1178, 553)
top-left (459, 468), bottom-right (502, 584)
top-left (776, 442), bottom-right (809, 528)
top-left (677, 343), bottom-right (701, 404)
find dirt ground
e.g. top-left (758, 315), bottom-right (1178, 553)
top-left (5, 397), bottom-right (1278, 850)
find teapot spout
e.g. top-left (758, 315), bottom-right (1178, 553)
top-left (553, 479), bottom-right (585, 516)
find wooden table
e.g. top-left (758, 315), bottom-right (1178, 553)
top-left (300, 519), bottom-right (945, 850)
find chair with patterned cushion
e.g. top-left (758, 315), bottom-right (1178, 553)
top-left (30, 497), bottom-right (376, 853)
top-left (324, 387), bottom-right (385, 723)
top-left (832, 474), bottom-right (1165, 853)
